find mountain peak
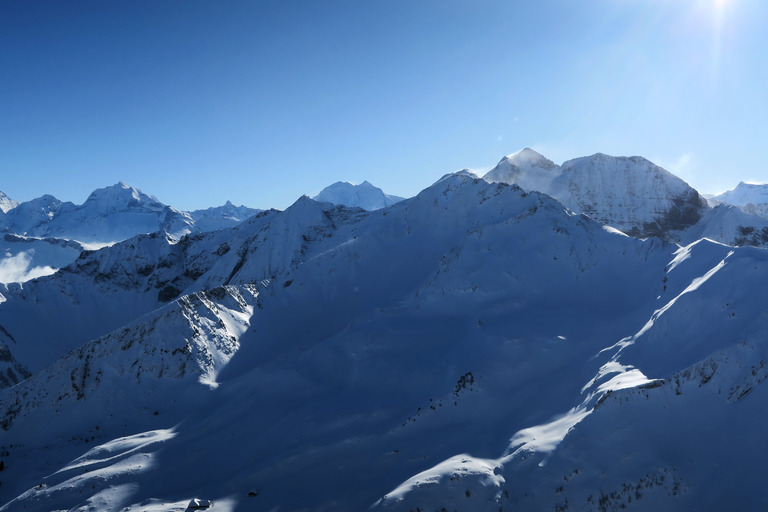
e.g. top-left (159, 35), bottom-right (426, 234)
top-left (0, 190), bottom-right (19, 213)
top-left (552, 153), bottom-right (707, 237)
top-left (313, 181), bottom-right (404, 211)
top-left (715, 181), bottom-right (768, 207)
top-left (84, 183), bottom-right (161, 208)
top-left (484, 148), bottom-right (560, 191)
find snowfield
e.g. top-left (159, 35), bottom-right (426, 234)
top-left (1, 151), bottom-right (768, 510)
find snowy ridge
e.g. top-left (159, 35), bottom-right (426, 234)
top-left (2, 160), bottom-right (768, 510)
top-left (0, 284), bottom-right (258, 431)
top-left (549, 153), bottom-right (708, 238)
top-left (714, 181), bottom-right (768, 207)
top-left (483, 147), bottom-right (561, 192)
top-left (0, 183), bottom-right (261, 284)
top-left (189, 201), bottom-right (261, 232)
top-left (711, 182), bottom-right (768, 221)
top-left (377, 239), bottom-right (768, 511)
top-left (0, 191), bottom-right (18, 214)
top-left (482, 149), bottom-right (768, 247)
top-left (483, 150), bottom-right (709, 239)
top-left (4, 182), bottom-right (196, 243)
top-left (313, 180), bottom-right (405, 210)
top-left (0, 175), bottom-right (696, 510)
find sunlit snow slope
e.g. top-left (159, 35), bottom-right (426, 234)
top-left (1, 173), bottom-right (767, 511)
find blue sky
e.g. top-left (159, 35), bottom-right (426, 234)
top-left (1, 0), bottom-right (766, 210)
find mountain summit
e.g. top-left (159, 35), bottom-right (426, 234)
top-left (313, 180), bottom-right (404, 210)
top-left (484, 150), bottom-right (708, 239)
top-left (550, 153), bottom-right (708, 238)
top-left (483, 147), bottom-right (561, 192)
top-left (0, 190), bottom-right (18, 213)
top-left (2, 169), bottom-right (768, 510)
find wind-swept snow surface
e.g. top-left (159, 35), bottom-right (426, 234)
top-left (1, 167), bottom-right (768, 511)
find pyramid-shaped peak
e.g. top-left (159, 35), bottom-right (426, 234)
top-left (84, 183), bottom-right (163, 210)
top-left (499, 148), bottom-right (554, 166)
top-left (715, 181), bottom-right (768, 207)
top-left (517, 147), bottom-right (546, 158)
top-left (484, 148), bottom-right (560, 192)
top-left (0, 190), bottom-right (20, 213)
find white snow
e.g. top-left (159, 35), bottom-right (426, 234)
top-left (714, 181), bottom-right (768, 206)
top-left (313, 180), bottom-right (405, 210)
top-left (3, 153), bottom-right (768, 511)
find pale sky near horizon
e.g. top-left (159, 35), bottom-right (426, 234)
top-left (1, 0), bottom-right (766, 211)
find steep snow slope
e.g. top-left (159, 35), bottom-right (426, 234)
top-left (0, 175), bottom-right (714, 511)
top-left (0, 184), bottom-right (262, 284)
top-left (678, 204), bottom-right (768, 247)
top-left (711, 182), bottom-right (768, 220)
top-left (482, 147), bottom-right (561, 192)
top-left (714, 181), bottom-right (768, 206)
top-left (0, 192), bottom-right (18, 214)
top-left (188, 201), bottom-right (261, 232)
top-left (0, 194), bottom-right (67, 236)
top-left (377, 239), bottom-right (768, 511)
top-left (482, 150), bottom-right (708, 240)
top-left (0, 200), bottom-right (366, 374)
top-left (549, 154), bottom-right (708, 238)
top-left (0, 183), bottom-right (196, 243)
top-left (2, 173), bottom-right (768, 511)
top-left (313, 180), bottom-right (405, 210)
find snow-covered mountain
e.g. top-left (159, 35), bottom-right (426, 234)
top-left (0, 183), bottom-right (261, 284)
top-left (710, 181), bottom-right (768, 221)
top-left (2, 171), bottom-right (768, 511)
top-left (0, 183), bottom-right (195, 244)
top-left (313, 180), bottom-right (405, 210)
top-left (484, 150), bottom-right (709, 239)
top-left (550, 153), bottom-right (709, 238)
top-left (483, 147), bottom-right (561, 192)
top-left (714, 181), bottom-right (768, 206)
top-left (0, 191), bottom-right (18, 214)
top-left (189, 201), bottom-right (262, 232)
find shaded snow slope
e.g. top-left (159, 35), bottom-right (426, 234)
top-left (313, 180), bottom-right (405, 210)
top-left (1, 172), bottom-right (768, 511)
top-left (376, 239), bottom-right (768, 511)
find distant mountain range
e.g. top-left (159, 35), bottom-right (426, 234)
top-left (313, 180), bottom-right (405, 210)
top-left (0, 183), bottom-right (261, 283)
top-left (2, 151), bottom-right (768, 510)
top-left (481, 148), bottom-right (768, 244)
